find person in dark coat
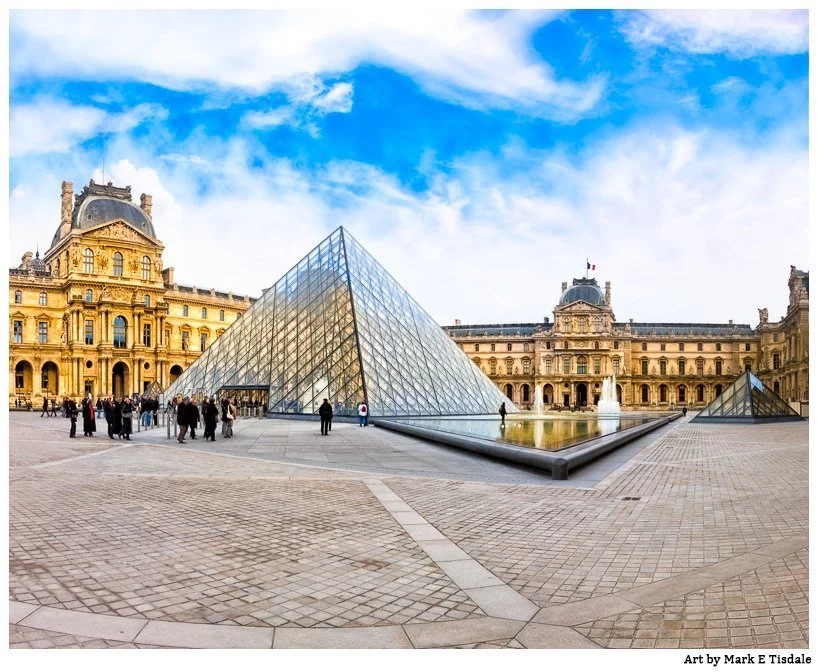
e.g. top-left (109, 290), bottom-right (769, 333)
top-left (121, 399), bottom-right (133, 440)
top-left (104, 397), bottom-right (115, 438)
top-left (68, 399), bottom-right (78, 438)
top-left (682, 405), bottom-right (688, 417)
top-left (499, 402), bottom-right (507, 425)
top-left (188, 399), bottom-right (200, 440)
top-left (204, 397), bottom-right (219, 441)
top-left (41, 397), bottom-right (50, 417)
top-left (319, 398), bottom-right (333, 436)
top-left (177, 397), bottom-right (189, 443)
top-left (82, 398), bottom-right (97, 436)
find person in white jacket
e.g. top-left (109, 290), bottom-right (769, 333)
top-left (357, 402), bottom-right (368, 427)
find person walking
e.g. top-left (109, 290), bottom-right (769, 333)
top-left (225, 397), bottom-right (236, 438)
top-left (188, 399), bottom-right (200, 440)
top-left (51, 398), bottom-right (58, 417)
top-left (41, 397), bottom-right (50, 417)
top-left (357, 402), bottom-right (368, 427)
top-left (682, 405), bottom-right (688, 417)
top-left (499, 402), bottom-right (507, 425)
top-left (177, 397), bottom-right (189, 444)
top-left (319, 398), bottom-right (333, 436)
top-left (68, 399), bottom-right (78, 438)
top-left (204, 397), bottom-right (219, 441)
top-left (121, 400), bottom-right (133, 440)
top-left (82, 398), bottom-right (97, 436)
top-left (104, 397), bottom-right (115, 438)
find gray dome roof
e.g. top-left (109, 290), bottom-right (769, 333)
top-left (74, 196), bottom-right (155, 237)
top-left (30, 251), bottom-right (45, 270)
top-left (559, 279), bottom-right (605, 306)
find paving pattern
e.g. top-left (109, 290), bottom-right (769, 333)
top-left (8, 412), bottom-right (809, 649)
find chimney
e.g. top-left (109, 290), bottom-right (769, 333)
top-left (605, 281), bottom-right (611, 305)
top-left (161, 266), bottom-right (174, 286)
top-left (454, 319), bottom-right (461, 326)
top-left (60, 180), bottom-right (73, 239)
top-left (140, 193), bottom-right (153, 218)
top-left (21, 251), bottom-right (33, 269)
top-left (561, 281), bottom-right (568, 292)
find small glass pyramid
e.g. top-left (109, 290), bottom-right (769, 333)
top-left (164, 227), bottom-right (515, 417)
top-left (693, 370), bottom-right (803, 422)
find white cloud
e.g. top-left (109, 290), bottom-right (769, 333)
top-left (621, 10), bottom-right (808, 57)
top-left (10, 98), bottom-right (165, 156)
top-left (11, 10), bottom-right (603, 120)
top-left (9, 123), bottom-right (807, 326)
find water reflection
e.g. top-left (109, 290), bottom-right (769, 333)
top-left (394, 416), bottom-right (655, 452)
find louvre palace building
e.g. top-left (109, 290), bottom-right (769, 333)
top-left (9, 179), bottom-right (253, 405)
top-left (444, 269), bottom-right (809, 414)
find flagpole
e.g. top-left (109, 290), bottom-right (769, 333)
top-left (585, 257), bottom-right (588, 280)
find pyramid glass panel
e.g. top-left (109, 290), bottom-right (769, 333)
top-left (164, 227), bottom-right (514, 417)
top-left (693, 371), bottom-right (802, 423)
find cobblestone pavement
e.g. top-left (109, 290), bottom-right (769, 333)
top-left (8, 412), bottom-right (808, 649)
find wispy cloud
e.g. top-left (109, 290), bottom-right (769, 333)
top-left (620, 10), bottom-right (808, 57)
top-left (11, 10), bottom-right (604, 121)
top-left (10, 98), bottom-right (166, 156)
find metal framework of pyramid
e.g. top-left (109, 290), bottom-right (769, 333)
top-left (164, 227), bottom-right (515, 417)
top-left (692, 370), bottom-right (803, 423)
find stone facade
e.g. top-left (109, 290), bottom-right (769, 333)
top-left (446, 270), bottom-right (808, 413)
top-left (9, 179), bottom-right (253, 405)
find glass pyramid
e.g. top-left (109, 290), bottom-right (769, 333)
top-left (692, 370), bottom-right (803, 423)
top-left (164, 227), bottom-right (516, 417)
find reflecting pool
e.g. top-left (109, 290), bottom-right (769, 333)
top-left (391, 415), bottom-right (660, 452)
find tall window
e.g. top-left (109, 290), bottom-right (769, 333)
top-left (593, 357), bottom-right (601, 375)
top-left (660, 360), bottom-right (667, 376)
top-left (14, 290), bottom-right (22, 304)
top-left (744, 361), bottom-right (752, 372)
top-left (112, 252), bottom-right (123, 276)
top-left (475, 344), bottom-right (480, 352)
top-left (201, 307), bottom-right (207, 319)
top-left (613, 340), bottom-right (619, 349)
top-left (522, 385), bottom-right (530, 403)
top-left (200, 332), bottom-right (207, 351)
top-left (678, 385), bottom-right (686, 403)
top-left (13, 320), bottom-right (23, 343)
top-left (523, 342), bottom-right (529, 352)
top-left (678, 359), bottom-right (686, 376)
top-left (697, 343), bottom-right (703, 351)
top-left (142, 256), bottom-right (151, 281)
top-left (504, 384), bottom-right (514, 401)
top-left (660, 385), bottom-right (668, 403)
top-left (660, 343), bottom-right (666, 351)
top-left (15, 367), bottom-right (24, 389)
top-left (578, 317), bottom-right (587, 334)
top-left (594, 317), bottom-right (601, 332)
top-left (745, 343), bottom-right (751, 352)
top-left (545, 358), bottom-right (552, 375)
top-left (38, 321), bottom-right (48, 344)
top-left (773, 353), bottom-right (780, 369)
top-left (697, 360), bottom-right (704, 376)
top-left (490, 359), bottom-right (497, 375)
top-left (641, 384), bottom-right (649, 403)
top-left (715, 360), bottom-right (723, 375)
top-left (113, 316), bottom-right (127, 348)
top-left (219, 309), bottom-right (225, 321)
top-left (577, 356), bottom-right (587, 374)
top-left (83, 248), bottom-right (94, 273)
top-left (507, 343), bottom-right (512, 352)
top-left (41, 369), bottom-right (50, 391)
top-left (39, 292), bottom-right (47, 306)
top-left (594, 341), bottom-right (599, 350)
top-left (84, 320), bottom-right (94, 345)
top-left (505, 357), bottom-right (513, 374)
top-left (144, 295), bottom-right (151, 307)
top-left (697, 385), bottom-right (705, 402)
top-left (613, 358), bottom-right (620, 376)
top-left (641, 342), bottom-right (647, 351)
top-left (182, 305), bottom-right (189, 317)
top-left (546, 341), bottom-right (551, 350)
top-left (182, 330), bottom-right (190, 350)
top-left (716, 342), bottom-right (722, 352)
top-left (679, 342), bottom-right (685, 351)
top-left (85, 289), bottom-right (93, 302)
top-left (143, 323), bottom-right (152, 347)
top-left (641, 359), bottom-right (648, 376)
top-left (562, 356), bottom-right (570, 374)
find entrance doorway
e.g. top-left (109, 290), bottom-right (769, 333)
top-left (576, 383), bottom-right (588, 407)
top-left (112, 362), bottom-right (129, 398)
top-left (563, 393), bottom-right (570, 407)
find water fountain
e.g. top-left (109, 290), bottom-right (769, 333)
top-left (597, 374), bottom-right (621, 416)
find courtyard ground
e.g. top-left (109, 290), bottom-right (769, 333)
top-left (8, 411), bottom-right (808, 649)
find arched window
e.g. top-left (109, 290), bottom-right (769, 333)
top-left (142, 256), bottom-right (151, 281)
top-left (182, 305), bottom-right (189, 317)
top-left (113, 316), bottom-right (127, 348)
top-left (522, 384), bottom-right (531, 403)
top-left (39, 292), bottom-right (47, 306)
top-left (200, 332), bottom-right (207, 351)
top-left (201, 307), bottom-right (207, 319)
top-left (715, 359), bottom-right (723, 376)
top-left (506, 343), bottom-right (512, 352)
top-left (715, 384), bottom-right (723, 397)
top-left (219, 309), bottom-right (225, 322)
top-left (613, 340), bottom-right (619, 349)
top-left (678, 385), bottom-right (686, 403)
top-left (112, 252), bottom-right (123, 276)
top-left (83, 248), bottom-right (94, 273)
top-left (659, 384), bottom-right (668, 403)
top-left (696, 385), bottom-right (705, 402)
top-left (504, 384), bottom-right (514, 401)
top-left (14, 290), bottom-right (22, 304)
top-left (641, 384), bottom-right (649, 403)
top-left (85, 289), bottom-right (93, 302)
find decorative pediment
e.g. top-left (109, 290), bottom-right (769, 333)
top-left (85, 220), bottom-right (157, 245)
top-left (556, 301), bottom-right (609, 314)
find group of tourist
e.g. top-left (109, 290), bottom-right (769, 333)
top-left (59, 393), bottom-right (161, 439)
top-left (317, 400), bottom-right (369, 435)
top-left (173, 395), bottom-right (237, 444)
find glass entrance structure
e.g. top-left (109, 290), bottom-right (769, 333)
top-left (692, 370), bottom-right (803, 422)
top-left (164, 227), bottom-right (515, 417)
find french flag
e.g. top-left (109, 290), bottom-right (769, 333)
top-left (587, 260), bottom-right (595, 271)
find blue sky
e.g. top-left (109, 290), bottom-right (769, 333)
top-left (8, 9), bottom-right (809, 324)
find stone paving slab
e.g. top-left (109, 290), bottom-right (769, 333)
top-left (402, 616), bottom-right (524, 648)
top-left (18, 605), bottom-right (146, 641)
top-left (135, 620), bottom-right (274, 648)
top-left (9, 601), bottom-right (40, 624)
top-left (274, 625), bottom-right (412, 649)
top-left (515, 622), bottom-right (601, 648)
